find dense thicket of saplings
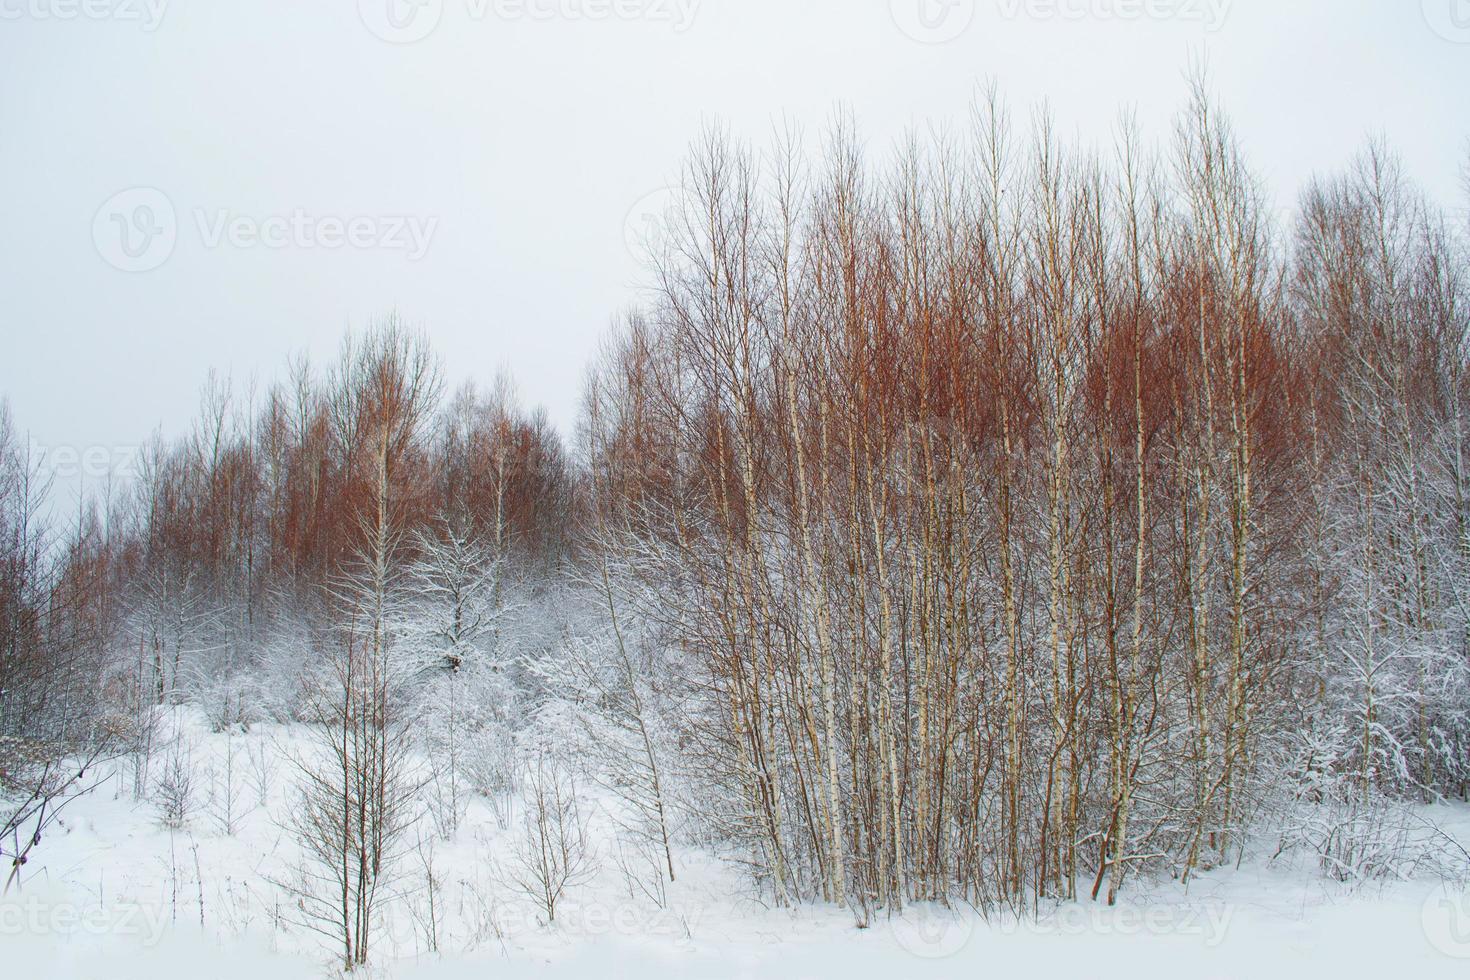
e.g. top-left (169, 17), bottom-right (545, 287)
top-left (4, 86), bottom-right (1468, 949)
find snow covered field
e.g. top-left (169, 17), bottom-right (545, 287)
top-left (9, 711), bottom-right (1470, 979)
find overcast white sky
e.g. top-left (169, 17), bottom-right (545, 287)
top-left (1, 0), bottom-right (1468, 502)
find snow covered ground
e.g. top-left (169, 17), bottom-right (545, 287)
top-left (9, 710), bottom-right (1470, 979)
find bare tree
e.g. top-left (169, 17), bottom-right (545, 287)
top-left (502, 755), bottom-right (598, 924)
top-left (290, 320), bottom-right (441, 970)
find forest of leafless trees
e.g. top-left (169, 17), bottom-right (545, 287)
top-left (4, 82), bottom-right (1470, 963)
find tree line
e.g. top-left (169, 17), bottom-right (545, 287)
top-left (581, 81), bottom-right (1470, 911)
top-left (3, 81), bottom-right (1468, 954)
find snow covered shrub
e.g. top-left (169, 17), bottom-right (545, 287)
top-left (191, 650), bottom-right (276, 734)
top-left (407, 828), bottom-right (446, 954)
top-left (205, 729), bottom-right (245, 835)
top-left (501, 755), bottom-right (598, 924)
top-left (245, 736), bottom-right (277, 809)
top-left (1272, 790), bottom-right (1469, 884)
top-left (530, 601), bottom-right (680, 885)
top-left (0, 734), bottom-right (111, 892)
top-left (402, 518), bottom-right (527, 833)
top-left (1269, 722), bottom-right (1470, 883)
top-left (96, 655), bottom-right (167, 801)
top-left (154, 735), bottom-right (197, 830)
top-left (416, 660), bottom-right (521, 834)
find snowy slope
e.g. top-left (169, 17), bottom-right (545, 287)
top-left (8, 710), bottom-right (1470, 979)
